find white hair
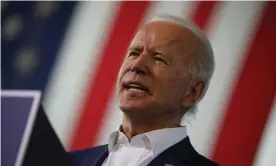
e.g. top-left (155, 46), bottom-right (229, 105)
top-left (148, 14), bottom-right (215, 114)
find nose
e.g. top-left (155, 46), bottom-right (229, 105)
top-left (130, 53), bottom-right (149, 74)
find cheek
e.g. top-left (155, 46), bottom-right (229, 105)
top-left (155, 72), bottom-right (187, 98)
top-left (116, 64), bottom-right (128, 92)
top-left (117, 61), bottom-right (129, 80)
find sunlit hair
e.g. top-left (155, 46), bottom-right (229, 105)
top-left (149, 14), bottom-right (215, 114)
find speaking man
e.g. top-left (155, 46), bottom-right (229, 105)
top-left (69, 14), bottom-right (219, 166)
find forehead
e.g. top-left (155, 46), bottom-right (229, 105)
top-left (130, 21), bottom-right (203, 55)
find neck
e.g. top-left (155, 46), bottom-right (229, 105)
top-left (121, 112), bottom-right (182, 141)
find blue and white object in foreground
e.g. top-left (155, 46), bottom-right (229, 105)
top-left (1, 90), bottom-right (41, 166)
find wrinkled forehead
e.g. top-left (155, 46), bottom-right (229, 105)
top-left (130, 21), bottom-right (203, 53)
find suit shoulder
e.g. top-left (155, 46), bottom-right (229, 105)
top-left (194, 154), bottom-right (220, 166)
top-left (69, 145), bottom-right (107, 157)
top-left (68, 145), bottom-right (107, 164)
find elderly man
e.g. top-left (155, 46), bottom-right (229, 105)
top-left (69, 14), bottom-right (219, 166)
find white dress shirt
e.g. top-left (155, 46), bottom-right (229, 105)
top-left (102, 126), bottom-right (187, 166)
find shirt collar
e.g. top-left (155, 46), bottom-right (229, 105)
top-left (107, 128), bottom-right (120, 151)
top-left (107, 126), bottom-right (151, 151)
top-left (107, 126), bottom-right (187, 157)
top-left (145, 126), bottom-right (187, 157)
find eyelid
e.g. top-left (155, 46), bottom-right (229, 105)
top-left (129, 46), bottom-right (142, 52)
top-left (155, 53), bottom-right (164, 58)
top-left (154, 53), bottom-right (168, 65)
top-left (154, 53), bottom-right (167, 61)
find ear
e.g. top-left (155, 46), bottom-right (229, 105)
top-left (181, 81), bottom-right (205, 109)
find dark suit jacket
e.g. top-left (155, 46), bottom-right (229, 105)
top-left (23, 105), bottom-right (73, 166)
top-left (69, 137), bottom-right (219, 166)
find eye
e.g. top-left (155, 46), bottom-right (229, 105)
top-left (128, 51), bottom-right (140, 59)
top-left (154, 54), bottom-right (167, 65)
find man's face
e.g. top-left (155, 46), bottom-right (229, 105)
top-left (117, 21), bottom-right (202, 116)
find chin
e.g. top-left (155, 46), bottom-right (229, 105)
top-left (119, 92), bottom-right (149, 110)
top-left (119, 104), bottom-right (141, 112)
top-left (119, 102), bottom-right (148, 113)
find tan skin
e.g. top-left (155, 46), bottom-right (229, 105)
top-left (116, 21), bottom-right (206, 141)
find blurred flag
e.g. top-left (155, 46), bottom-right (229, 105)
top-left (2, 1), bottom-right (276, 166)
top-left (1, 1), bottom-right (77, 92)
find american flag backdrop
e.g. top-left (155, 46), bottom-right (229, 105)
top-left (1, 1), bottom-right (276, 166)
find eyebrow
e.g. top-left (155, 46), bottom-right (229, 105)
top-left (129, 45), bottom-right (143, 51)
top-left (129, 44), bottom-right (174, 63)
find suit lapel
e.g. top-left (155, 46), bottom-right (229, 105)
top-left (81, 145), bottom-right (108, 166)
top-left (147, 137), bottom-right (197, 166)
top-left (94, 148), bottom-right (108, 166)
top-left (147, 157), bottom-right (187, 166)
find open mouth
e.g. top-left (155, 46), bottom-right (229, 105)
top-left (123, 82), bottom-right (149, 93)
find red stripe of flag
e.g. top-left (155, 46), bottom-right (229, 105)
top-left (192, 1), bottom-right (218, 29)
top-left (212, 2), bottom-right (276, 166)
top-left (69, 1), bottom-right (151, 151)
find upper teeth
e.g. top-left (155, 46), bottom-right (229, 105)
top-left (126, 83), bottom-right (148, 92)
top-left (128, 84), bottom-right (143, 88)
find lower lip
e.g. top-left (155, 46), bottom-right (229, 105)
top-left (124, 88), bottom-right (149, 96)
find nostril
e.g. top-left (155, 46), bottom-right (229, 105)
top-left (130, 66), bottom-right (139, 72)
top-left (130, 66), bottom-right (146, 74)
top-left (130, 66), bottom-right (136, 72)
